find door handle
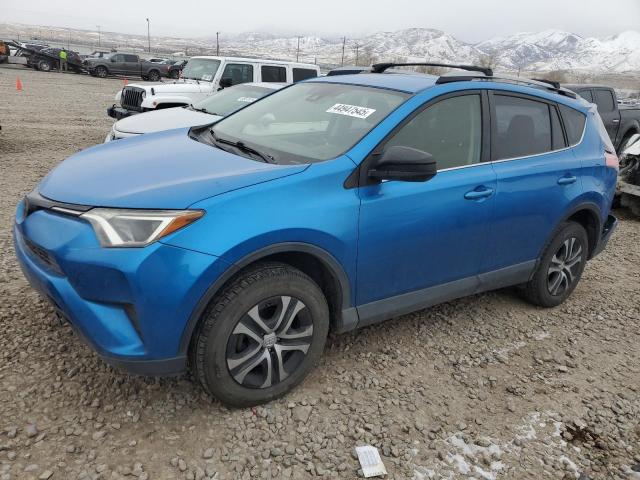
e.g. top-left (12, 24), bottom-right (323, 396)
top-left (464, 187), bottom-right (494, 200)
top-left (557, 176), bottom-right (577, 185)
top-left (612, 119), bottom-right (620, 124)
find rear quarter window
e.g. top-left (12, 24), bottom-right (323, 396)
top-left (292, 68), bottom-right (318, 82)
top-left (558, 105), bottom-right (587, 146)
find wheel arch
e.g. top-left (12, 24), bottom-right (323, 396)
top-left (178, 242), bottom-right (356, 356)
top-left (559, 203), bottom-right (602, 259)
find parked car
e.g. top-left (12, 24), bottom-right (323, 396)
top-left (565, 84), bottom-right (640, 153)
top-left (14, 64), bottom-right (618, 406)
top-left (80, 50), bottom-right (111, 60)
top-left (25, 47), bottom-right (83, 72)
top-left (107, 56), bottom-right (320, 119)
top-left (168, 59), bottom-right (188, 79)
top-left (105, 82), bottom-right (284, 142)
top-left (617, 133), bottom-right (640, 216)
top-left (85, 53), bottom-right (170, 81)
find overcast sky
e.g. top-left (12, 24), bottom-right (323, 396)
top-left (4, 0), bottom-right (639, 42)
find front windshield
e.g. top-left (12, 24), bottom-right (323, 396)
top-left (212, 82), bottom-right (409, 163)
top-left (181, 58), bottom-right (221, 82)
top-left (193, 85), bottom-right (275, 116)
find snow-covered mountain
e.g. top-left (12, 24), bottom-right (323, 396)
top-left (2, 22), bottom-right (639, 72)
top-left (218, 27), bottom-right (640, 72)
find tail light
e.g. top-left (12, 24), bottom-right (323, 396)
top-left (605, 150), bottom-right (619, 171)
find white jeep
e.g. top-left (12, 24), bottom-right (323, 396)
top-left (107, 56), bottom-right (319, 120)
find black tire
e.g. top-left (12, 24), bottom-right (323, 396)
top-left (141, 75), bottom-right (149, 81)
top-left (147, 70), bottom-right (160, 82)
top-left (95, 66), bottom-right (108, 78)
top-left (523, 222), bottom-right (588, 307)
top-left (621, 194), bottom-right (640, 217)
top-left (170, 70), bottom-right (180, 79)
top-left (191, 262), bottom-right (329, 407)
top-left (37, 59), bottom-right (52, 72)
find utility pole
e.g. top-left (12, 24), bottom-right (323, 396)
top-left (97, 25), bottom-right (101, 48)
top-left (216, 32), bottom-right (220, 56)
top-left (146, 18), bottom-right (151, 53)
top-left (341, 36), bottom-right (346, 66)
top-left (354, 43), bottom-right (360, 66)
top-left (296, 35), bottom-right (303, 62)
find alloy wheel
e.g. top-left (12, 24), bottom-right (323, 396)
top-left (547, 237), bottom-right (583, 296)
top-left (226, 295), bottom-right (313, 389)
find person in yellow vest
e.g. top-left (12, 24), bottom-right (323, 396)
top-left (59, 49), bottom-right (68, 72)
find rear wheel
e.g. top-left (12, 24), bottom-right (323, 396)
top-left (95, 66), bottom-right (108, 78)
top-left (523, 222), bottom-right (588, 307)
top-left (191, 262), bottom-right (329, 407)
top-left (147, 70), bottom-right (160, 82)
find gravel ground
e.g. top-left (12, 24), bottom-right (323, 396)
top-left (1, 66), bottom-right (639, 480)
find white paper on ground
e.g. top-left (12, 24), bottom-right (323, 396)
top-left (355, 445), bottom-right (387, 478)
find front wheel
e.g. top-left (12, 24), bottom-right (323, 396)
top-left (523, 222), bottom-right (588, 307)
top-left (147, 70), bottom-right (160, 82)
top-left (95, 66), bottom-right (108, 78)
top-left (191, 262), bottom-right (329, 407)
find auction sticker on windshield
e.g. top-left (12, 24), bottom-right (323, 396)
top-left (237, 97), bottom-right (257, 103)
top-left (326, 103), bottom-right (376, 119)
top-left (202, 74), bottom-right (213, 81)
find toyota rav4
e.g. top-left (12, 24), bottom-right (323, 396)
top-left (14, 63), bottom-right (618, 407)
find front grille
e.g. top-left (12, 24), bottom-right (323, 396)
top-left (121, 86), bottom-right (145, 112)
top-left (23, 236), bottom-right (63, 275)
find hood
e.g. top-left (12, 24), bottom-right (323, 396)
top-left (39, 129), bottom-right (307, 209)
top-left (148, 81), bottom-right (209, 94)
top-left (115, 107), bottom-right (220, 135)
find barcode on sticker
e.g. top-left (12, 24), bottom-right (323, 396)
top-left (237, 97), bottom-right (257, 103)
top-left (326, 103), bottom-right (376, 119)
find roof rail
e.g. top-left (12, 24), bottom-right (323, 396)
top-left (371, 62), bottom-right (493, 77)
top-left (435, 74), bottom-right (577, 99)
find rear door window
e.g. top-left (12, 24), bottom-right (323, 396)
top-left (558, 105), bottom-right (587, 146)
top-left (293, 68), bottom-right (318, 82)
top-left (221, 63), bottom-right (254, 86)
top-left (492, 95), bottom-right (554, 160)
top-left (577, 89), bottom-right (593, 102)
top-left (261, 65), bottom-right (287, 82)
top-left (593, 89), bottom-right (615, 113)
top-left (124, 54), bottom-right (138, 62)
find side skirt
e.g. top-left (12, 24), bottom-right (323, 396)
top-left (354, 260), bottom-right (536, 329)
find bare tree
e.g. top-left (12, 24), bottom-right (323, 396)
top-left (478, 52), bottom-right (499, 71)
top-left (543, 70), bottom-right (568, 83)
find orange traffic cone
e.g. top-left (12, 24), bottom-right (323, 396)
top-left (123, 77), bottom-right (128, 86)
top-left (16, 77), bottom-right (23, 91)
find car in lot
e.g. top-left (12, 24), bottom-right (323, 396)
top-left (168, 59), bottom-right (188, 79)
top-left (85, 53), bottom-right (170, 81)
top-left (14, 63), bottom-right (618, 407)
top-left (25, 47), bottom-right (84, 72)
top-left (107, 56), bottom-right (320, 119)
top-left (565, 84), bottom-right (640, 153)
top-left (105, 82), bottom-right (284, 142)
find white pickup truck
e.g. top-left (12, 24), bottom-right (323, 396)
top-left (107, 56), bottom-right (320, 120)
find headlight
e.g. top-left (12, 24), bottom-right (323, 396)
top-left (141, 90), bottom-right (146, 99)
top-left (81, 208), bottom-right (203, 247)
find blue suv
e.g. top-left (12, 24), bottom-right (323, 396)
top-left (14, 62), bottom-right (618, 406)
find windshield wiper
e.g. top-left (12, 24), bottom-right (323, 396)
top-left (210, 131), bottom-right (275, 163)
top-left (192, 106), bottom-right (209, 113)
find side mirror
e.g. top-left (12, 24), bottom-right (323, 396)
top-left (620, 133), bottom-right (640, 159)
top-left (219, 77), bottom-right (232, 89)
top-left (368, 146), bottom-right (437, 182)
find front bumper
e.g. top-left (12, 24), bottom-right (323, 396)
top-left (591, 214), bottom-right (618, 258)
top-left (107, 105), bottom-right (137, 120)
top-left (13, 202), bottom-right (229, 376)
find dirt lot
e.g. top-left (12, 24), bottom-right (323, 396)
top-left (1, 66), bottom-right (639, 480)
